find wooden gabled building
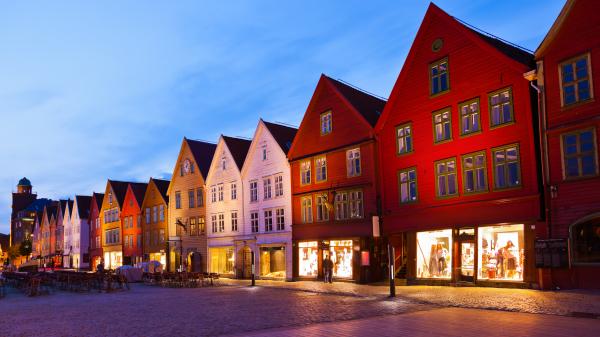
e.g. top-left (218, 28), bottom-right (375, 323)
top-left (141, 178), bottom-right (170, 270)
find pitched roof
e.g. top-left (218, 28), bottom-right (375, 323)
top-left (152, 178), bottom-right (170, 203)
top-left (93, 193), bottom-right (104, 210)
top-left (23, 198), bottom-right (53, 213)
top-left (325, 75), bottom-right (387, 127)
top-left (59, 200), bottom-right (73, 216)
top-left (108, 180), bottom-right (130, 207)
top-left (535, 0), bottom-right (576, 59)
top-left (462, 24), bottom-right (534, 68)
top-left (262, 120), bottom-right (298, 155)
top-left (222, 136), bottom-right (252, 170)
top-left (129, 182), bottom-right (148, 207)
top-left (74, 195), bottom-right (92, 219)
top-left (47, 202), bottom-right (59, 220)
top-left (185, 139), bottom-right (218, 179)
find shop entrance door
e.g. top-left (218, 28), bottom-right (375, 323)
top-left (457, 228), bottom-right (475, 283)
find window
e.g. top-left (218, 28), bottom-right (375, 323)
top-left (153, 230), bottom-right (158, 245)
top-left (124, 216), bottom-right (129, 229)
top-left (95, 236), bottom-right (100, 249)
top-left (175, 218), bottom-right (182, 236)
top-left (137, 215), bottom-right (141, 227)
top-left (276, 208), bottom-right (285, 231)
top-left (145, 208), bottom-right (151, 224)
top-left (145, 231), bottom-right (150, 246)
top-left (462, 151), bottom-right (488, 194)
top-left (188, 189), bottom-right (195, 208)
top-left (571, 216), bottom-right (600, 264)
top-left (262, 147), bottom-right (267, 161)
top-left (264, 210), bottom-right (273, 232)
top-left (320, 110), bottom-right (332, 135)
top-left (199, 216), bottom-right (205, 235)
top-left (435, 158), bottom-right (458, 197)
top-left (300, 161), bottom-right (311, 185)
top-left (231, 183), bottom-right (237, 200)
top-left (493, 144), bottom-right (521, 189)
top-left (175, 192), bottom-right (181, 209)
top-left (478, 224), bottom-right (524, 281)
top-left (218, 214), bottom-right (225, 232)
top-left (159, 229), bottom-right (165, 244)
top-left (196, 188), bottom-right (204, 207)
top-left (396, 123), bottom-right (413, 154)
top-left (416, 229), bottom-right (452, 279)
top-left (489, 88), bottom-right (514, 127)
top-left (334, 192), bottom-right (349, 220)
top-left (560, 53), bottom-right (593, 106)
top-left (347, 148), bottom-right (361, 177)
top-left (562, 129), bottom-right (598, 179)
top-left (211, 215), bottom-right (217, 233)
top-left (218, 184), bottom-right (224, 201)
top-left (190, 217), bottom-right (197, 236)
top-left (250, 181), bottom-right (258, 202)
top-left (430, 57), bottom-right (449, 95)
top-left (433, 109), bottom-right (452, 143)
top-left (316, 194), bottom-right (329, 222)
top-left (137, 234), bottom-right (142, 248)
top-left (211, 186), bottom-right (217, 203)
top-left (251, 212), bottom-right (259, 233)
top-left (152, 206), bottom-right (158, 223)
top-left (221, 157), bottom-right (226, 170)
top-left (460, 98), bottom-right (481, 135)
top-left (274, 175), bottom-right (284, 197)
top-left (301, 196), bottom-right (313, 224)
top-left (315, 156), bottom-right (327, 182)
top-left (231, 211), bottom-right (238, 232)
top-left (108, 192), bottom-right (113, 204)
top-left (159, 205), bottom-right (164, 221)
top-left (263, 178), bottom-right (272, 200)
top-left (349, 190), bottom-right (363, 219)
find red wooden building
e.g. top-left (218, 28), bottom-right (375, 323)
top-left (121, 182), bottom-right (148, 266)
top-left (88, 192), bottom-right (104, 270)
top-left (375, 4), bottom-right (544, 287)
top-left (289, 74), bottom-right (386, 283)
top-left (534, 0), bottom-right (600, 289)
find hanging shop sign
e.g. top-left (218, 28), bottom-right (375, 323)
top-left (534, 238), bottom-right (569, 268)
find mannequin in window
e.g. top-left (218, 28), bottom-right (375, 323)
top-left (428, 244), bottom-right (438, 277)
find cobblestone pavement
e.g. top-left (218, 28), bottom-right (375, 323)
top-left (220, 279), bottom-right (600, 317)
top-left (0, 283), bottom-right (433, 337)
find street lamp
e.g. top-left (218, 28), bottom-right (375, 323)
top-left (175, 219), bottom-right (187, 272)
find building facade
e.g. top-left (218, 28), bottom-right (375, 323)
top-left (70, 196), bottom-right (91, 269)
top-left (142, 178), bottom-right (170, 270)
top-left (168, 138), bottom-right (217, 272)
top-left (376, 4), bottom-right (543, 287)
top-left (62, 200), bottom-right (73, 268)
top-left (241, 120), bottom-right (297, 281)
top-left (100, 180), bottom-right (130, 270)
top-left (88, 193), bottom-right (104, 270)
top-left (10, 178), bottom-right (37, 260)
top-left (206, 136), bottom-right (251, 278)
top-left (121, 183), bottom-right (147, 266)
top-left (534, 0), bottom-right (600, 289)
top-left (289, 75), bottom-right (386, 283)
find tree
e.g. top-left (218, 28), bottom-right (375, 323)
top-left (19, 239), bottom-right (32, 260)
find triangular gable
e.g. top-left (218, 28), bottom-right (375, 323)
top-left (129, 182), bottom-right (149, 208)
top-left (222, 136), bottom-right (251, 171)
top-left (206, 135), bottom-right (250, 184)
top-left (74, 195), bottom-right (92, 219)
top-left (167, 138), bottom-right (216, 195)
top-left (241, 119), bottom-right (296, 177)
top-left (535, 0), bottom-right (576, 59)
top-left (142, 178), bottom-right (171, 208)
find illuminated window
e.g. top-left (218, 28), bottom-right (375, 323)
top-left (329, 240), bottom-right (354, 278)
top-left (459, 98), bottom-right (481, 135)
top-left (251, 212), bottom-right (259, 233)
top-left (159, 229), bottom-right (165, 244)
top-left (435, 158), bottom-right (458, 197)
top-left (347, 148), bottom-right (361, 177)
top-left (334, 192), bottom-right (349, 220)
top-left (398, 168), bottom-right (417, 203)
top-left (301, 196), bottom-right (313, 223)
top-left (198, 216), bottom-right (205, 235)
top-left (478, 224), bottom-right (524, 281)
top-left (300, 161), bottom-right (311, 185)
top-left (349, 190), bottom-right (363, 219)
top-left (263, 178), bottom-right (272, 200)
top-left (264, 210), bottom-right (273, 232)
top-left (462, 151), bottom-right (487, 193)
top-left (231, 211), bottom-right (238, 232)
top-left (298, 241), bottom-right (318, 277)
top-left (315, 156), bottom-right (327, 182)
top-left (489, 88), bottom-right (513, 127)
top-left (396, 123), bottom-right (413, 155)
top-left (316, 194), bottom-right (329, 222)
top-left (430, 57), bottom-right (449, 95)
top-left (320, 110), bottom-right (332, 135)
top-left (250, 181), bottom-right (258, 202)
top-left (433, 109), bottom-right (452, 143)
top-left (493, 144), bottom-right (521, 189)
top-left (560, 53), bottom-right (593, 106)
top-left (562, 129), bottom-right (598, 179)
top-left (209, 247), bottom-right (234, 274)
top-left (190, 217), bottom-right (197, 236)
top-left (416, 229), bottom-right (452, 279)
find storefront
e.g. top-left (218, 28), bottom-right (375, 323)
top-left (149, 252), bottom-right (166, 270)
top-left (406, 223), bottom-right (532, 287)
top-left (209, 246), bottom-right (234, 276)
top-left (103, 251), bottom-right (122, 270)
top-left (259, 246), bottom-right (286, 279)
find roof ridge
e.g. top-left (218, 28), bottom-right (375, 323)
top-left (326, 75), bottom-right (388, 102)
top-left (452, 16), bottom-right (533, 53)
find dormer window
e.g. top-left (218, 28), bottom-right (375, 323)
top-left (320, 111), bottom-right (332, 135)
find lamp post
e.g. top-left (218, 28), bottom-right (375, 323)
top-left (175, 220), bottom-right (187, 272)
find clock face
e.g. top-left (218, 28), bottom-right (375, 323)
top-left (183, 159), bottom-right (191, 174)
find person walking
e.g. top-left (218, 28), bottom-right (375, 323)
top-left (323, 254), bottom-right (333, 283)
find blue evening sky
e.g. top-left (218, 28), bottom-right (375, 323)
top-left (0, 1), bottom-right (564, 233)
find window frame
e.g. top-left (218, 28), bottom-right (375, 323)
top-left (320, 110), bottom-right (332, 135)
top-left (301, 196), bottom-right (313, 224)
top-left (315, 155), bottom-right (327, 183)
top-left (560, 128), bottom-right (599, 180)
top-left (434, 157), bottom-right (459, 199)
top-left (459, 97), bottom-right (482, 137)
top-left (432, 107), bottom-right (453, 144)
top-left (395, 123), bottom-right (413, 156)
top-left (429, 57), bottom-right (450, 97)
top-left (461, 150), bottom-right (488, 195)
top-left (315, 194), bottom-right (329, 222)
top-left (264, 209), bottom-right (273, 232)
top-left (249, 180), bottom-right (258, 203)
top-left (559, 52), bottom-right (594, 108)
top-left (488, 87), bottom-right (515, 129)
top-left (397, 167), bottom-right (418, 204)
top-left (300, 160), bottom-right (311, 186)
top-left (188, 189), bottom-right (195, 209)
top-left (491, 143), bottom-right (522, 191)
top-left (346, 148), bottom-right (362, 177)
top-left (274, 174), bottom-right (284, 197)
top-left (250, 211), bottom-right (259, 233)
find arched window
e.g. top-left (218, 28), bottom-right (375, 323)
top-left (571, 215), bottom-right (600, 264)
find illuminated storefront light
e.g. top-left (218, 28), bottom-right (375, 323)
top-left (298, 241), bottom-right (318, 277)
top-left (478, 224), bottom-right (524, 281)
top-left (210, 247), bottom-right (234, 274)
top-left (259, 246), bottom-right (286, 278)
top-left (328, 240), bottom-right (353, 278)
top-left (416, 229), bottom-right (452, 279)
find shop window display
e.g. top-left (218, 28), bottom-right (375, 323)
top-left (328, 240), bottom-right (353, 278)
top-left (260, 246), bottom-right (286, 278)
top-left (416, 230), bottom-right (452, 279)
top-left (478, 224), bottom-right (524, 281)
top-left (298, 241), bottom-right (318, 277)
top-left (210, 247), bottom-right (234, 274)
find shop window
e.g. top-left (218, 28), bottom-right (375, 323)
top-left (398, 168), bottom-right (418, 203)
top-left (433, 109), bottom-right (452, 143)
top-left (460, 98), bottom-right (481, 135)
top-left (301, 196), bottom-right (313, 223)
top-left (209, 247), bottom-right (234, 274)
top-left (260, 246), bottom-right (286, 278)
top-left (562, 129), bottom-right (598, 179)
top-left (430, 57), bottom-right (449, 95)
top-left (298, 241), bottom-right (318, 277)
top-left (462, 151), bottom-right (487, 194)
top-left (416, 229), bottom-right (452, 279)
top-left (493, 144), bottom-right (521, 189)
top-left (478, 224), bottom-right (524, 281)
top-left (435, 158), bottom-right (458, 197)
top-left (489, 88), bottom-right (514, 127)
top-left (320, 110), bottom-right (332, 135)
top-left (396, 123), bottom-right (413, 155)
top-left (560, 53), bottom-right (593, 106)
top-left (315, 156), bottom-right (327, 182)
top-left (328, 240), bottom-right (354, 278)
top-left (300, 161), bottom-right (311, 185)
top-left (571, 216), bottom-right (600, 264)
top-left (347, 148), bottom-right (361, 177)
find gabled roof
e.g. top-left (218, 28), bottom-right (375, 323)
top-left (222, 136), bottom-right (252, 170)
top-left (93, 193), bottom-right (104, 210)
top-left (152, 178), bottom-right (171, 203)
top-left (108, 180), bottom-right (130, 207)
top-left (465, 26), bottom-right (534, 68)
top-left (325, 75), bottom-right (387, 127)
top-left (59, 200), bottom-right (73, 217)
top-left (23, 198), bottom-right (52, 213)
top-left (129, 182), bottom-right (148, 207)
top-left (535, 0), bottom-right (576, 59)
top-left (262, 120), bottom-right (298, 155)
top-left (186, 139), bottom-right (218, 179)
top-left (74, 195), bottom-right (92, 219)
